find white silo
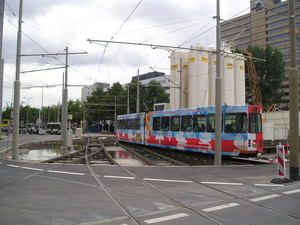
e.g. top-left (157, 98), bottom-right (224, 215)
top-left (222, 52), bottom-right (235, 105)
top-left (234, 54), bottom-right (246, 105)
top-left (208, 47), bottom-right (216, 106)
top-left (188, 45), bottom-right (209, 108)
top-left (170, 50), bottom-right (188, 109)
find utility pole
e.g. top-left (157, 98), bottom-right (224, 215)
top-left (114, 96), bottom-right (117, 134)
top-left (12, 0), bottom-right (23, 160)
top-left (214, 0), bottom-right (222, 166)
top-left (22, 49), bottom-right (86, 150)
top-left (62, 47), bottom-right (68, 149)
top-left (136, 69), bottom-right (140, 113)
top-left (127, 84), bottom-right (130, 114)
top-left (288, 0), bottom-right (299, 181)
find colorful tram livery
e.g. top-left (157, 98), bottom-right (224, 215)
top-left (116, 105), bottom-right (263, 156)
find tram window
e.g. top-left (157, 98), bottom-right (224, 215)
top-left (153, 117), bottom-right (161, 131)
top-left (171, 116), bottom-right (180, 131)
top-left (250, 113), bottom-right (262, 133)
top-left (225, 113), bottom-right (247, 133)
top-left (123, 119), bottom-right (128, 129)
top-left (161, 116), bottom-right (170, 131)
top-left (117, 120), bottom-right (123, 129)
top-left (193, 115), bottom-right (206, 132)
top-left (130, 118), bottom-right (140, 130)
top-left (135, 118), bottom-right (140, 130)
top-left (181, 115), bottom-right (192, 132)
top-left (130, 119), bottom-right (135, 130)
top-left (128, 119), bottom-right (133, 130)
top-left (207, 114), bottom-right (215, 132)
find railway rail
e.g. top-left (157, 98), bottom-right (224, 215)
top-left (42, 136), bottom-right (271, 166)
top-left (1, 135), bottom-right (298, 224)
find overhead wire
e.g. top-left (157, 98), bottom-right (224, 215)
top-left (147, 4), bottom-right (251, 76)
top-left (3, 1), bottom-right (91, 83)
top-left (90, 17), bottom-right (215, 39)
top-left (179, 18), bottom-right (216, 46)
top-left (94, 0), bottom-right (143, 82)
top-left (141, 18), bottom-right (214, 43)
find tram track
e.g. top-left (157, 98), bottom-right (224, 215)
top-left (85, 137), bottom-right (300, 224)
top-left (41, 136), bottom-right (268, 166)
top-left (86, 137), bottom-right (225, 224)
top-left (1, 136), bottom-right (299, 224)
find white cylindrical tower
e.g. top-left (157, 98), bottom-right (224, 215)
top-left (234, 54), bottom-right (246, 105)
top-left (170, 50), bottom-right (188, 109)
top-left (222, 52), bottom-right (234, 105)
top-left (188, 45), bottom-right (209, 108)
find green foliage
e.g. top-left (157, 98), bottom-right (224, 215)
top-left (85, 80), bottom-right (170, 125)
top-left (2, 80), bottom-right (170, 127)
top-left (235, 45), bottom-right (285, 106)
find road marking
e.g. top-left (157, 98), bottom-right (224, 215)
top-left (143, 178), bottom-right (193, 183)
top-left (250, 194), bottom-right (280, 202)
top-left (144, 213), bottom-right (189, 224)
top-left (283, 189), bottom-right (300, 195)
top-left (202, 203), bottom-right (240, 212)
top-left (7, 164), bottom-right (20, 168)
top-left (47, 170), bottom-right (84, 176)
top-left (104, 175), bottom-right (135, 180)
top-left (21, 166), bottom-right (44, 171)
top-left (201, 181), bottom-right (243, 186)
top-left (255, 184), bottom-right (284, 187)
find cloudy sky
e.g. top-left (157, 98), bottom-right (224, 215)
top-left (2, 0), bottom-right (250, 109)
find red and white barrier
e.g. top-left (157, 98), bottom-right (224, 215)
top-left (276, 144), bottom-right (286, 178)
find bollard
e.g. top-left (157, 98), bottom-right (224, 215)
top-left (276, 143), bottom-right (286, 178)
top-left (271, 143), bottom-right (293, 184)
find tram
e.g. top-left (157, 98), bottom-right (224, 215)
top-left (116, 105), bottom-right (263, 156)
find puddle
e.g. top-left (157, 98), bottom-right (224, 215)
top-left (107, 146), bottom-right (144, 166)
top-left (19, 146), bottom-right (83, 161)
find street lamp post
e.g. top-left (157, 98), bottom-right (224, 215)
top-left (23, 97), bottom-right (32, 131)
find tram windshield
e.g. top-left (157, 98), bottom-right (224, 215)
top-left (224, 113), bottom-right (247, 133)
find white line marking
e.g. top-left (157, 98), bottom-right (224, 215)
top-left (47, 170), bottom-right (84, 176)
top-left (7, 164), bottom-right (20, 168)
top-left (104, 175), bottom-right (135, 180)
top-left (144, 213), bottom-right (189, 224)
top-left (143, 178), bottom-right (193, 183)
top-left (201, 181), bottom-right (243, 186)
top-left (255, 183), bottom-right (284, 187)
top-left (250, 194), bottom-right (280, 202)
top-left (21, 166), bottom-right (44, 171)
top-left (283, 189), bottom-right (300, 195)
top-left (202, 203), bottom-right (240, 212)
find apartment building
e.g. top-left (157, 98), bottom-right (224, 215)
top-left (81, 82), bottom-right (110, 101)
top-left (221, 0), bottom-right (300, 107)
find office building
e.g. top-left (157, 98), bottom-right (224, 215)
top-left (221, 0), bottom-right (299, 107)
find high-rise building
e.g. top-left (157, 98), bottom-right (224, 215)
top-left (221, 0), bottom-right (299, 107)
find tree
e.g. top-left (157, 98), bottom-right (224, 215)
top-left (141, 80), bottom-right (169, 112)
top-left (68, 99), bottom-right (84, 126)
top-left (238, 45), bottom-right (285, 107)
top-left (127, 79), bottom-right (170, 113)
top-left (85, 82), bottom-right (127, 125)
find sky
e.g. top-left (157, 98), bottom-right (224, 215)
top-left (2, 0), bottom-right (250, 109)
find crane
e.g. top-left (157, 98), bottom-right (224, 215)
top-left (243, 50), bottom-right (263, 107)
